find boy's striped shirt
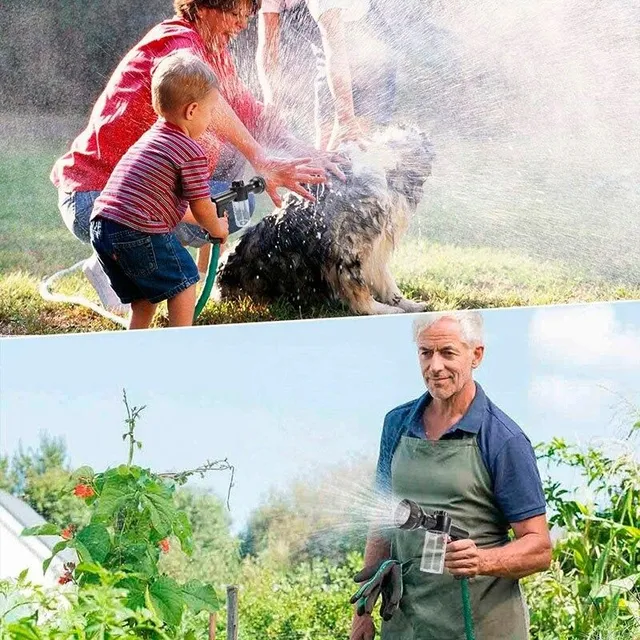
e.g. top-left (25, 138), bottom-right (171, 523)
top-left (92, 119), bottom-right (211, 233)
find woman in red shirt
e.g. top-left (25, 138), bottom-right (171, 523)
top-left (51, 0), bottom-right (342, 312)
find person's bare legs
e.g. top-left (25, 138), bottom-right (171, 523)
top-left (167, 284), bottom-right (197, 327)
top-left (196, 244), bottom-right (212, 275)
top-left (129, 299), bottom-right (157, 330)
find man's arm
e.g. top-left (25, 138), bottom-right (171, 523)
top-left (363, 532), bottom-right (392, 567)
top-left (350, 533), bottom-right (392, 640)
top-left (445, 514), bottom-right (552, 580)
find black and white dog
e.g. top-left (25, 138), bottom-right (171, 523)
top-left (214, 126), bottom-right (434, 315)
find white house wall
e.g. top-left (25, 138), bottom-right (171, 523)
top-left (0, 507), bottom-right (65, 586)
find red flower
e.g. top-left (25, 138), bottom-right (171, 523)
top-left (60, 525), bottom-right (75, 540)
top-left (73, 484), bottom-right (95, 498)
top-left (159, 538), bottom-right (170, 554)
top-left (58, 572), bottom-right (73, 585)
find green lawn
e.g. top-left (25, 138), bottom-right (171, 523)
top-left (1, 138), bottom-right (638, 335)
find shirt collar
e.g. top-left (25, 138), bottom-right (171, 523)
top-left (405, 381), bottom-right (487, 439)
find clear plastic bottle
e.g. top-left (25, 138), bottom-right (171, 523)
top-left (231, 198), bottom-right (251, 228)
top-left (420, 531), bottom-right (447, 574)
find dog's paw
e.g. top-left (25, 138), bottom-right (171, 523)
top-left (397, 299), bottom-right (430, 313)
top-left (369, 301), bottom-right (406, 315)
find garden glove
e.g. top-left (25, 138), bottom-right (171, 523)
top-left (350, 559), bottom-right (403, 621)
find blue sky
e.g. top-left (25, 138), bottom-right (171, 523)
top-left (1, 301), bottom-right (639, 532)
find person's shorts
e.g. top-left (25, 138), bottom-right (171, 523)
top-left (89, 217), bottom-right (199, 305)
top-left (58, 176), bottom-right (255, 247)
top-left (58, 189), bottom-right (100, 243)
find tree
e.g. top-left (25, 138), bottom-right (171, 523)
top-left (159, 488), bottom-right (242, 587)
top-left (2, 434), bottom-right (89, 528)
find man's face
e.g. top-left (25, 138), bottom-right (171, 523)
top-left (417, 318), bottom-right (484, 400)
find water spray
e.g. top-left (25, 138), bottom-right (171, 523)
top-left (194, 176), bottom-right (266, 320)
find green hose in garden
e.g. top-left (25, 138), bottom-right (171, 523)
top-left (193, 241), bottom-right (220, 321)
top-left (460, 577), bottom-right (476, 640)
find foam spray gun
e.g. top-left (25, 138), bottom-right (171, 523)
top-left (194, 177), bottom-right (266, 320)
top-left (351, 499), bottom-right (476, 640)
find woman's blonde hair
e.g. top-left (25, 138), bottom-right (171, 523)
top-left (174, 0), bottom-right (261, 22)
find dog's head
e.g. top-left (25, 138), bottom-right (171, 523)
top-left (341, 125), bottom-right (435, 206)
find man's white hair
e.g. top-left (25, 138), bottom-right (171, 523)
top-left (412, 311), bottom-right (485, 347)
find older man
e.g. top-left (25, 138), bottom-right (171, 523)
top-left (351, 311), bottom-right (552, 640)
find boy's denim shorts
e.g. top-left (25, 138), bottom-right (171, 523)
top-left (89, 217), bottom-right (199, 305)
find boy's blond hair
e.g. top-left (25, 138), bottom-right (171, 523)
top-left (151, 52), bottom-right (219, 116)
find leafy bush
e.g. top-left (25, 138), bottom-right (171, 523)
top-left (18, 392), bottom-right (233, 636)
top-left (236, 552), bottom-right (366, 640)
top-left (524, 421), bottom-right (640, 640)
top-left (0, 569), bottom-right (218, 639)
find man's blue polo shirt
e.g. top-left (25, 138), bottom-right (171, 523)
top-left (375, 383), bottom-right (546, 523)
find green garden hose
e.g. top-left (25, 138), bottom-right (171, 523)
top-left (460, 577), bottom-right (476, 640)
top-left (193, 241), bottom-right (220, 321)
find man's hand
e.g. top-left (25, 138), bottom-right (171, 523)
top-left (350, 613), bottom-right (376, 640)
top-left (444, 538), bottom-right (483, 578)
top-left (252, 155), bottom-right (327, 207)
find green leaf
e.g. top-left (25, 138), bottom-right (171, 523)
top-left (5, 623), bottom-right (41, 640)
top-left (75, 562), bottom-right (104, 575)
top-left (75, 524), bottom-right (111, 564)
top-left (593, 573), bottom-right (640, 598)
top-left (172, 511), bottom-right (193, 556)
top-left (42, 539), bottom-right (71, 574)
top-left (71, 465), bottom-right (95, 482)
top-left (147, 576), bottom-right (184, 628)
top-left (71, 538), bottom-right (94, 564)
top-left (92, 474), bottom-right (134, 523)
top-left (143, 484), bottom-right (176, 538)
top-left (117, 542), bottom-right (158, 578)
top-left (118, 576), bottom-right (148, 611)
top-left (22, 523), bottom-right (60, 537)
top-left (17, 568), bottom-right (29, 582)
top-left (181, 580), bottom-right (220, 613)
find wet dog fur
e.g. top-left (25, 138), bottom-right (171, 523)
top-left (214, 126), bottom-right (435, 315)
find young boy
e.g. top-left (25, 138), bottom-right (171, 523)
top-left (89, 52), bottom-right (229, 330)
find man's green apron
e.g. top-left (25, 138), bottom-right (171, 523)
top-left (381, 434), bottom-right (530, 640)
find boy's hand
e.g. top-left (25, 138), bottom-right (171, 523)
top-left (213, 212), bottom-right (229, 242)
top-left (189, 198), bottom-right (229, 243)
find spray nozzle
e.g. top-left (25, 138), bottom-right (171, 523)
top-left (207, 176), bottom-right (266, 236)
top-left (394, 499), bottom-right (469, 575)
top-left (394, 499), bottom-right (469, 540)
